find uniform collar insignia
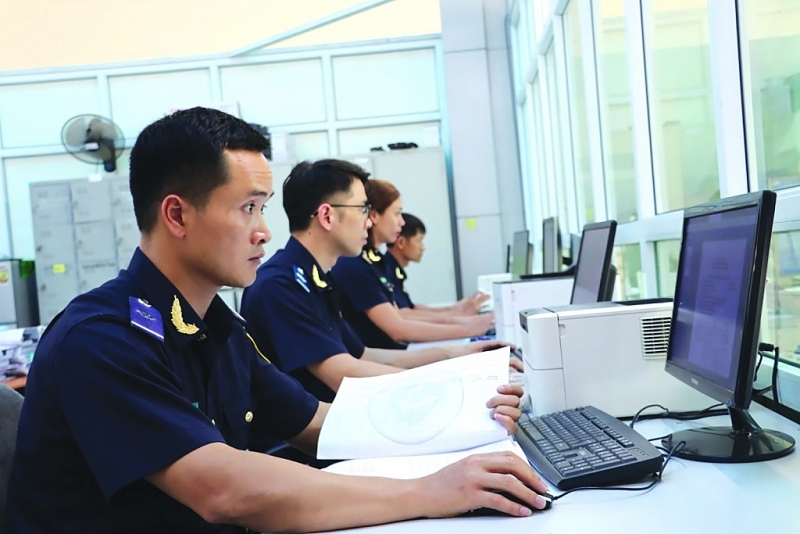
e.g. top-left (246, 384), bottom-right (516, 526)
top-left (311, 264), bottom-right (329, 289)
top-left (171, 295), bottom-right (199, 335)
top-left (361, 250), bottom-right (372, 264)
top-left (395, 266), bottom-right (405, 280)
top-left (366, 249), bottom-right (382, 263)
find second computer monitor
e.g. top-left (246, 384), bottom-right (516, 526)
top-left (510, 230), bottom-right (532, 278)
top-left (542, 217), bottom-right (562, 273)
top-left (570, 221), bottom-right (617, 305)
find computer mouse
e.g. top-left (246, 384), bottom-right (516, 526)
top-left (461, 490), bottom-right (554, 516)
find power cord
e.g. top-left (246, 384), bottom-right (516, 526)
top-left (548, 440), bottom-right (687, 501)
top-left (623, 403), bottom-right (726, 430)
top-left (753, 343), bottom-right (780, 404)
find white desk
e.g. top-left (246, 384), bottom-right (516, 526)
top-left (321, 404), bottom-right (800, 534)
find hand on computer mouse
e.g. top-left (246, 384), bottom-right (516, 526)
top-left (418, 451), bottom-right (551, 518)
top-left (464, 490), bottom-right (554, 516)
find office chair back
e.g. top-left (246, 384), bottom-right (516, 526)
top-left (0, 385), bottom-right (23, 534)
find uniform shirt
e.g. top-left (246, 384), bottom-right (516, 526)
top-left (383, 251), bottom-right (414, 309)
top-left (332, 247), bottom-right (408, 350)
top-left (240, 237), bottom-right (366, 403)
top-left (8, 248), bottom-right (318, 534)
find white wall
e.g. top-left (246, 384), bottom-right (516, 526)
top-left (440, 0), bottom-right (525, 295)
top-left (0, 38), bottom-right (447, 268)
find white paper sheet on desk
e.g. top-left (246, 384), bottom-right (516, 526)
top-left (317, 347), bottom-right (510, 460)
top-left (323, 437), bottom-right (525, 479)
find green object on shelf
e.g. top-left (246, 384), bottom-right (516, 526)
top-left (18, 260), bottom-right (34, 279)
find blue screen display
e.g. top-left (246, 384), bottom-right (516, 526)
top-left (669, 206), bottom-right (759, 392)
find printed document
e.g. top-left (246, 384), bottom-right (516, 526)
top-left (317, 347), bottom-right (510, 459)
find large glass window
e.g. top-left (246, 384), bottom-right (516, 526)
top-left (654, 239), bottom-right (680, 297)
top-left (545, 46), bottom-right (571, 231)
top-left (643, 0), bottom-right (719, 213)
top-left (613, 243), bottom-right (643, 301)
top-left (594, 0), bottom-right (637, 223)
top-left (531, 78), bottom-right (550, 214)
top-left (563, 0), bottom-right (595, 224)
top-left (762, 228), bottom-right (800, 366)
top-left (742, 0), bottom-right (800, 191)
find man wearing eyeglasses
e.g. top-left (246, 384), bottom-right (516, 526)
top-left (239, 159), bottom-right (511, 404)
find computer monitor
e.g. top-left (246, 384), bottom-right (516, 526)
top-left (542, 217), bottom-right (562, 274)
top-left (509, 230), bottom-right (532, 278)
top-left (662, 190), bottom-right (795, 463)
top-left (562, 233), bottom-right (582, 269)
top-left (569, 221), bottom-right (617, 305)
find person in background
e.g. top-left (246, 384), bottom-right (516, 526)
top-left (385, 212), bottom-right (490, 316)
top-left (240, 159), bottom-right (513, 403)
top-left (8, 108), bottom-right (548, 534)
top-left (332, 179), bottom-right (495, 350)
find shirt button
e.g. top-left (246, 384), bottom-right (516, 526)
top-left (244, 411), bottom-right (254, 423)
top-left (197, 334), bottom-right (207, 341)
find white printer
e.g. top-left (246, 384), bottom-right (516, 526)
top-left (493, 274), bottom-right (573, 346)
top-left (519, 299), bottom-right (713, 418)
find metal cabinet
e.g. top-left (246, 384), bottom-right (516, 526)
top-left (31, 177), bottom-right (123, 324)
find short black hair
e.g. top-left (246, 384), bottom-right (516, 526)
top-left (387, 212), bottom-right (426, 248)
top-left (129, 107), bottom-right (270, 233)
top-left (283, 159), bottom-right (370, 232)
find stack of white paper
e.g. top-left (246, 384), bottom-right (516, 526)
top-left (318, 347), bottom-right (510, 460)
top-left (323, 437), bottom-right (525, 479)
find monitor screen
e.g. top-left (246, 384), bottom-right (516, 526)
top-left (510, 230), bottom-right (531, 278)
top-left (542, 217), bottom-right (561, 274)
top-left (570, 221), bottom-right (617, 305)
top-left (663, 190), bottom-right (794, 463)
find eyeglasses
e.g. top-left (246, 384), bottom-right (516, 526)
top-left (311, 203), bottom-right (372, 218)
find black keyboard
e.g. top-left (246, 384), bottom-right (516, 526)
top-left (515, 406), bottom-right (663, 490)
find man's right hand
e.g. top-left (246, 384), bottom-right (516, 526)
top-left (414, 452), bottom-right (550, 518)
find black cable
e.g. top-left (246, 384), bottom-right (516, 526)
top-left (754, 350), bottom-right (764, 382)
top-left (549, 440), bottom-right (687, 501)
top-left (625, 403), bottom-right (726, 429)
top-left (772, 346), bottom-right (780, 404)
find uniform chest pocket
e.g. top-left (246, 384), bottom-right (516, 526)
top-left (218, 392), bottom-right (255, 450)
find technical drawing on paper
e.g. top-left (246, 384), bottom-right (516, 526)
top-left (367, 369), bottom-right (464, 444)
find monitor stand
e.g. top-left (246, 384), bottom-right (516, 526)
top-left (662, 407), bottom-right (795, 463)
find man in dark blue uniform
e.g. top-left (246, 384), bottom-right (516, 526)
top-left (332, 178), bottom-right (497, 350)
top-left (240, 160), bottom-right (512, 403)
top-left (8, 108), bottom-right (549, 533)
top-left (385, 212), bottom-right (491, 313)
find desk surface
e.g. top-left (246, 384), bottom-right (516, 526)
top-left (321, 404), bottom-right (800, 534)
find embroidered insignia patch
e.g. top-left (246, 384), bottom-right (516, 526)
top-left (395, 267), bottom-right (405, 280)
top-left (294, 265), bottom-right (310, 293)
top-left (129, 297), bottom-right (164, 341)
top-left (311, 264), bottom-right (328, 289)
top-left (171, 295), bottom-right (199, 335)
top-left (367, 249), bottom-right (381, 263)
top-left (361, 250), bottom-right (372, 264)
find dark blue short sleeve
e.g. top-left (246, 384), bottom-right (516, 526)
top-left (243, 270), bottom-right (354, 373)
top-left (341, 320), bottom-right (366, 358)
top-left (245, 329), bottom-right (319, 445)
top-left (333, 257), bottom-right (392, 312)
top-left (53, 319), bottom-right (224, 500)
